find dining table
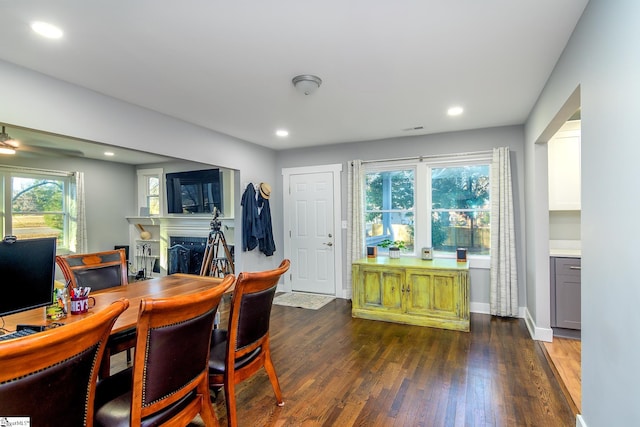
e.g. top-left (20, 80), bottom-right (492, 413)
top-left (2, 273), bottom-right (230, 336)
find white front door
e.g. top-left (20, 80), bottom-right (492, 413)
top-left (287, 170), bottom-right (337, 295)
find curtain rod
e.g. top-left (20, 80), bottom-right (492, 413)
top-left (0, 164), bottom-right (75, 177)
top-left (360, 149), bottom-right (492, 165)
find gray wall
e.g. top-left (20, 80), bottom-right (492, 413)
top-left (275, 125), bottom-right (526, 308)
top-left (0, 154), bottom-right (135, 253)
top-left (0, 59), bottom-right (280, 274)
top-left (525, 0), bottom-right (639, 425)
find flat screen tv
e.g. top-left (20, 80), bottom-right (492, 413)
top-left (166, 168), bottom-right (222, 214)
top-left (0, 236), bottom-right (57, 317)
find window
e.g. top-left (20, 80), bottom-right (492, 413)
top-left (1, 169), bottom-right (72, 249)
top-left (137, 168), bottom-right (163, 216)
top-left (147, 176), bottom-right (160, 215)
top-left (365, 168), bottom-right (415, 253)
top-left (363, 153), bottom-right (491, 260)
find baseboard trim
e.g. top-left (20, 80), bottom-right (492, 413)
top-left (524, 307), bottom-right (553, 342)
top-left (470, 302), bottom-right (490, 314)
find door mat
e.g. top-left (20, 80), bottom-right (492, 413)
top-left (273, 292), bottom-right (335, 310)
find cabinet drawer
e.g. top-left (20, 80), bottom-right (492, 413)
top-left (554, 257), bottom-right (581, 277)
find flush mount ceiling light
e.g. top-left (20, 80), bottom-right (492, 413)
top-left (292, 74), bottom-right (322, 95)
top-left (31, 21), bottom-right (63, 39)
top-left (0, 126), bottom-right (17, 155)
top-left (447, 106), bottom-right (464, 116)
top-left (276, 129), bottom-right (289, 137)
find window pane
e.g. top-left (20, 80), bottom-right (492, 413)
top-left (365, 169), bottom-right (415, 252)
top-left (148, 177), bottom-right (159, 196)
top-left (432, 165), bottom-right (490, 210)
top-left (148, 195), bottom-right (160, 215)
top-left (11, 177), bottom-right (65, 242)
top-left (12, 178), bottom-right (63, 212)
top-left (432, 210), bottom-right (490, 255)
top-left (430, 165), bottom-right (490, 255)
top-left (366, 211), bottom-right (414, 252)
top-left (366, 170), bottom-right (414, 211)
top-left (12, 213), bottom-right (64, 241)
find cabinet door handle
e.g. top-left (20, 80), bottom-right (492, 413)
top-left (406, 285), bottom-right (410, 293)
top-left (569, 266), bottom-right (581, 270)
top-left (401, 285), bottom-right (405, 293)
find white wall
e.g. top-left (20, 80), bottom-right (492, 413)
top-left (525, 1), bottom-right (640, 425)
top-left (0, 60), bottom-right (281, 274)
top-left (276, 125), bottom-right (526, 308)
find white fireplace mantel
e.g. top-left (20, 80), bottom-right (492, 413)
top-left (126, 216), bottom-right (235, 276)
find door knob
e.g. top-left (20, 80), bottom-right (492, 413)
top-left (323, 242), bottom-right (333, 247)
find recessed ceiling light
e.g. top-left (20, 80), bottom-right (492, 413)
top-left (31, 21), bottom-right (63, 39)
top-left (104, 151), bottom-right (115, 157)
top-left (447, 106), bottom-right (464, 116)
top-left (276, 129), bottom-right (289, 137)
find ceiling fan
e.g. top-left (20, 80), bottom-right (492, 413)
top-left (0, 125), bottom-right (85, 158)
top-left (0, 126), bottom-right (18, 155)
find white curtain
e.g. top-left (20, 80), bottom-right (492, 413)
top-left (489, 147), bottom-right (518, 317)
top-left (69, 171), bottom-right (87, 253)
top-left (347, 160), bottom-right (365, 292)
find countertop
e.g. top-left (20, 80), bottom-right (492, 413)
top-left (549, 248), bottom-right (581, 258)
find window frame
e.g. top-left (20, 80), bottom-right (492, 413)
top-left (364, 163), bottom-right (417, 254)
top-left (1, 168), bottom-right (72, 250)
top-left (137, 168), bottom-right (163, 216)
top-left (363, 152), bottom-right (492, 269)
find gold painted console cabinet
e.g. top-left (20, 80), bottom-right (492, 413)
top-left (352, 257), bottom-right (470, 332)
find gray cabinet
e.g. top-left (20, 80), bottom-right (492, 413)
top-left (550, 257), bottom-right (581, 330)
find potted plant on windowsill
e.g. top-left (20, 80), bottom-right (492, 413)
top-left (378, 239), bottom-right (406, 259)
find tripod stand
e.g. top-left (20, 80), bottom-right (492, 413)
top-left (200, 210), bottom-right (234, 277)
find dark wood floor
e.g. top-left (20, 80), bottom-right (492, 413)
top-left (113, 297), bottom-right (574, 426)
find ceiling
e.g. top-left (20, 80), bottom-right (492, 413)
top-left (0, 1), bottom-right (588, 152)
top-left (1, 124), bottom-right (173, 165)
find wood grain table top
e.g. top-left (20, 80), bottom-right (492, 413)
top-left (2, 273), bottom-right (229, 335)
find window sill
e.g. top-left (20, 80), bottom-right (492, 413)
top-left (434, 255), bottom-right (490, 269)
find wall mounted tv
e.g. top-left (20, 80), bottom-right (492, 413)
top-left (166, 168), bottom-right (222, 214)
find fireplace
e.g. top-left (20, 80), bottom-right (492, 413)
top-left (167, 236), bottom-right (208, 275)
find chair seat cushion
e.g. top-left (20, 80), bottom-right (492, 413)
top-left (208, 329), bottom-right (261, 375)
top-left (94, 367), bottom-right (197, 427)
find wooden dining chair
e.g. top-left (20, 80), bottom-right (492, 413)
top-left (0, 299), bottom-right (129, 427)
top-left (56, 248), bottom-right (134, 378)
top-left (208, 259), bottom-right (290, 427)
top-left (94, 274), bottom-right (235, 427)
top-left (56, 248), bottom-right (129, 291)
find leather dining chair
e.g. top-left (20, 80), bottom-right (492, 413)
top-left (56, 248), bottom-right (134, 378)
top-left (0, 299), bottom-right (129, 427)
top-left (209, 259), bottom-right (290, 427)
top-left (94, 274), bottom-right (235, 427)
top-left (56, 248), bottom-right (129, 291)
